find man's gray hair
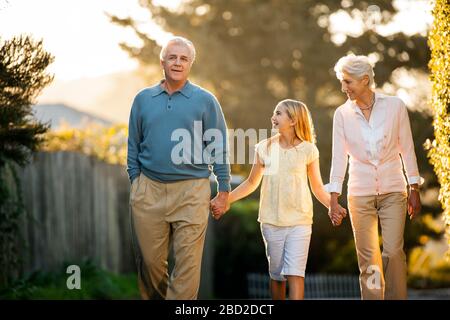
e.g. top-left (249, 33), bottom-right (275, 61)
top-left (160, 36), bottom-right (196, 64)
top-left (334, 54), bottom-right (375, 89)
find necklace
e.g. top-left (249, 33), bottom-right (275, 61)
top-left (359, 93), bottom-right (375, 111)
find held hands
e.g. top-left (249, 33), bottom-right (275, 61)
top-left (328, 199), bottom-right (347, 227)
top-left (210, 192), bottom-right (230, 220)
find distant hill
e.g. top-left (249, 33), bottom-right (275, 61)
top-left (33, 104), bottom-right (113, 130)
top-left (37, 68), bottom-right (160, 124)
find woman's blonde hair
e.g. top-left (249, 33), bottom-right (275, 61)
top-left (267, 99), bottom-right (316, 149)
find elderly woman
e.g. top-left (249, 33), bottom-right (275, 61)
top-left (326, 54), bottom-right (422, 300)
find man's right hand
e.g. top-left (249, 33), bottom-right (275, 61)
top-left (210, 192), bottom-right (230, 220)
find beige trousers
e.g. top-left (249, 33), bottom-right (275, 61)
top-left (129, 173), bottom-right (211, 300)
top-left (347, 192), bottom-right (408, 300)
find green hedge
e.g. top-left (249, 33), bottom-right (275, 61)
top-left (0, 260), bottom-right (139, 300)
top-left (427, 0), bottom-right (450, 257)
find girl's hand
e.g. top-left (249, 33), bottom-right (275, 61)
top-left (333, 204), bottom-right (347, 226)
top-left (329, 201), bottom-right (347, 226)
top-left (210, 199), bottom-right (230, 220)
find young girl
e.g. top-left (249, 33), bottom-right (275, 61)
top-left (212, 99), bottom-right (346, 300)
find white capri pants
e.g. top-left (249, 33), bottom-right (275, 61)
top-left (261, 223), bottom-right (312, 281)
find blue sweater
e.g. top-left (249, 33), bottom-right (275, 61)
top-left (127, 80), bottom-right (231, 192)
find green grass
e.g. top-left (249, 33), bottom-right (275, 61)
top-left (0, 260), bottom-right (140, 299)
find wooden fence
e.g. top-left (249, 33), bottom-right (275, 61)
top-left (16, 151), bottom-right (215, 298)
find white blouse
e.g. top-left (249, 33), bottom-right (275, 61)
top-left (255, 138), bottom-right (319, 226)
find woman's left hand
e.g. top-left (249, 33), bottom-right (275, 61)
top-left (408, 190), bottom-right (421, 220)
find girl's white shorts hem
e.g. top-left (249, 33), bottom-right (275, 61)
top-left (261, 223), bottom-right (312, 281)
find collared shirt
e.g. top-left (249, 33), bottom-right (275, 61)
top-left (127, 80), bottom-right (231, 192)
top-left (352, 100), bottom-right (385, 167)
top-left (325, 93), bottom-right (423, 196)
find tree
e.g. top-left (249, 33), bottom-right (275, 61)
top-left (110, 0), bottom-right (429, 129)
top-left (427, 0), bottom-right (450, 257)
top-left (0, 35), bottom-right (54, 287)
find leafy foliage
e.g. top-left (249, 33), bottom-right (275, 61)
top-left (42, 123), bottom-right (128, 166)
top-left (426, 0), bottom-right (450, 258)
top-left (0, 36), bottom-right (53, 287)
top-left (0, 260), bottom-right (139, 299)
top-left (0, 36), bottom-right (53, 167)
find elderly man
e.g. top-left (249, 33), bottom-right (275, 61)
top-left (127, 36), bottom-right (230, 300)
top-left (326, 54), bottom-right (422, 300)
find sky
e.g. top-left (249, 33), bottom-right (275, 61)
top-left (0, 0), bottom-right (432, 81)
top-left (0, 0), bottom-right (178, 80)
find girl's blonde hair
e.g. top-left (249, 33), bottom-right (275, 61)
top-left (267, 99), bottom-right (316, 150)
top-left (281, 99), bottom-right (316, 143)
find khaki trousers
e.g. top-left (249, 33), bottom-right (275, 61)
top-left (129, 173), bottom-right (211, 300)
top-left (347, 192), bottom-right (408, 300)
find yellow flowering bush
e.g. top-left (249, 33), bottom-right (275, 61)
top-left (42, 123), bottom-right (128, 166)
top-left (426, 0), bottom-right (450, 257)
